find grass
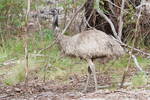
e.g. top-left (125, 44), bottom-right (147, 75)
top-left (0, 29), bottom-right (150, 86)
top-left (132, 72), bottom-right (148, 87)
top-left (3, 60), bottom-right (25, 85)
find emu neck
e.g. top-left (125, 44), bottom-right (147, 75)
top-left (53, 13), bottom-right (58, 29)
top-left (53, 13), bottom-right (70, 45)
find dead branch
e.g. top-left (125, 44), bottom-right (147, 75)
top-left (82, 10), bottom-right (94, 31)
top-left (61, 1), bottom-right (85, 35)
top-left (120, 0), bottom-right (143, 88)
top-left (111, 36), bottom-right (150, 57)
top-left (0, 61), bottom-right (16, 67)
top-left (47, 63), bottom-right (66, 74)
top-left (121, 34), bottom-right (136, 88)
top-left (118, 0), bottom-right (125, 39)
top-left (0, 94), bottom-right (14, 99)
top-left (83, 16), bottom-right (93, 29)
top-left (38, 41), bottom-right (55, 54)
top-left (24, 0), bottom-right (30, 87)
top-left (33, 92), bottom-right (53, 98)
top-left (29, 54), bottom-right (55, 58)
top-left (131, 54), bottom-right (149, 74)
top-left (104, 0), bottom-right (128, 13)
top-left (98, 82), bottom-right (132, 89)
top-left (51, 55), bottom-right (64, 65)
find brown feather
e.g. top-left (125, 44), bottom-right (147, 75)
top-left (54, 27), bottom-right (125, 60)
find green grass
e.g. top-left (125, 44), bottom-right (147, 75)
top-left (3, 60), bottom-right (25, 85)
top-left (132, 72), bottom-right (148, 87)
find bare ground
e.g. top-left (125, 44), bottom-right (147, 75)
top-left (1, 72), bottom-right (150, 100)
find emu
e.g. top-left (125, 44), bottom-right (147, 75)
top-left (48, 8), bottom-right (125, 93)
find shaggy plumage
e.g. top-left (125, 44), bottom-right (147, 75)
top-left (48, 8), bottom-right (125, 93)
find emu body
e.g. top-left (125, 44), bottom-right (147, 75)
top-left (48, 8), bottom-right (125, 93)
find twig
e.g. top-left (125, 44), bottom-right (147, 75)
top-left (33, 92), bottom-right (53, 98)
top-left (38, 41), bottom-right (55, 54)
top-left (131, 53), bottom-right (149, 74)
top-left (52, 55), bottom-right (64, 65)
top-left (104, 58), bottom-right (118, 74)
top-left (29, 54), bottom-right (55, 58)
top-left (82, 10), bottom-right (94, 31)
top-left (0, 61), bottom-right (16, 67)
top-left (0, 56), bottom-right (23, 64)
top-left (98, 82), bottom-right (132, 89)
top-left (0, 94), bottom-right (14, 99)
top-left (104, 0), bottom-right (138, 16)
top-left (48, 63), bottom-right (66, 74)
top-left (35, 0), bottom-right (47, 82)
top-left (83, 16), bottom-right (93, 29)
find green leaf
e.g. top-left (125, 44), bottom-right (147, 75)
top-left (94, 3), bottom-right (99, 9)
top-left (100, 1), bottom-right (104, 5)
top-left (0, 4), bottom-right (4, 9)
top-left (21, 21), bottom-right (25, 26)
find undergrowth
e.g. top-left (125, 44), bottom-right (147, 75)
top-left (0, 30), bottom-right (150, 87)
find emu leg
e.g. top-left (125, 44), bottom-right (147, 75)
top-left (86, 59), bottom-right (98, 92)
top-left (83, 72), bottom-right (90, 93)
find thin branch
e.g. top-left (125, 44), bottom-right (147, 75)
top-left (38, 41), bottom-right (55, 54)
top-left (83, 16), bottom-right (93, 29)
top-left (98, 82), bottom-right (132, 89)
top-left (29, 54), bottom-right (55, 58)
top-left (24, 0), bottom-right (30, 87)
top-left (104, 0), bottom-right (128, 13)
top-left (48, 64), bottom-right (66, 74)
top-left (82, 10), bottom-right (94, 31)
top-left (131, 54), bottom-right (149, 74)
top-left (35, 0), bottom-right (47, 82)
top-left (111, 36), bottom-right (150, 57)
top-left (0, 61), bottom-right (16, 67)
top-left (61, 1), bottom-right (85, 35)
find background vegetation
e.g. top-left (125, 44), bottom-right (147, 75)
top-left (0, 0), bottom-right (150, 89)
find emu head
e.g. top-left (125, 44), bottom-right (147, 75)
top-left (47, 8), bottom-right (58, 29)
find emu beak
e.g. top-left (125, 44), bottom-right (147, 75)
top-left (47, 11), bottom-right (53, 15)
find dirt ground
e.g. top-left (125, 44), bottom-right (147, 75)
top-left (1, 73), bottom-right (150, 100)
